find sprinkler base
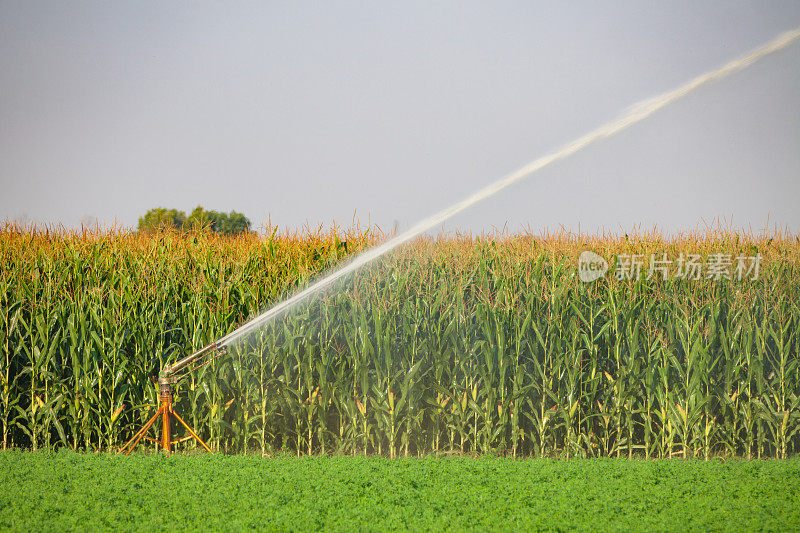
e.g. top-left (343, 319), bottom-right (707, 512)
top-left (119, 377), bottom-right (212, 455)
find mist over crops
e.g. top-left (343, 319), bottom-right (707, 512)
top-left (2, 226), bottom-right (798, 458)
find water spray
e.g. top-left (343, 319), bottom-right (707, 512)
top-left (219, 27), bottom-right (800, 348)
top-left (120, 27), bottom-right (799, 453)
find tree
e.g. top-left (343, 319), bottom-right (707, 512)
top-left (220, 210), bottom-right (250, 235)
top-left (186, 206), bottom-right (218, 232)
top-left (137, 208), bottom-right (187, 232)
top-left (138, 206), bottom-right (251, 235)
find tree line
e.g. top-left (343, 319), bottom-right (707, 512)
top-left (137, 206), bottom-right (251, 235)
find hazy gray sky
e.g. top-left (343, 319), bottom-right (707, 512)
top-left (2, 2), bottom-right (799, 235)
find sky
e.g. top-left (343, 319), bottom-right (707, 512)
top-left (1, 1), bottom-right (799, 236)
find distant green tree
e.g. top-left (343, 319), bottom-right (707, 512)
top-left (137, 208), bottom-right (187, 232)
top-left (186, 206), bottom-right (252, 235)
top-left (220, 210), bottom-right (251, 235)
top-left (139, 206), bottom-right (251, 235)
top-left (186, 206), bottom-right (218, 232)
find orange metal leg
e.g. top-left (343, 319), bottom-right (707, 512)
top-left (120, 407), bottom-right (163, 455)
top-left (172, 410), bottom-right (213, 453)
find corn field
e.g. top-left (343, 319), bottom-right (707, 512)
top-left (1, 226), bottom-right (799, 458)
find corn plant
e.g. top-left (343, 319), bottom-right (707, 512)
top-left (0, 225), bottom-right (798, 457)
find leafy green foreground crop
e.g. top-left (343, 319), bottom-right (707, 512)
top-left (0, 452), bottom-right (798, 531)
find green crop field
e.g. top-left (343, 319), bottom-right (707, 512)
top-left (1, 451), bottom-right (799, 531)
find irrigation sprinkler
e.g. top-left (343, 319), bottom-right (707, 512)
top-left (119, 342), bottom-right (228, 454)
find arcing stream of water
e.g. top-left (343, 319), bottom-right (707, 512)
top-left (219, 27), bottom-right (800, 349)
